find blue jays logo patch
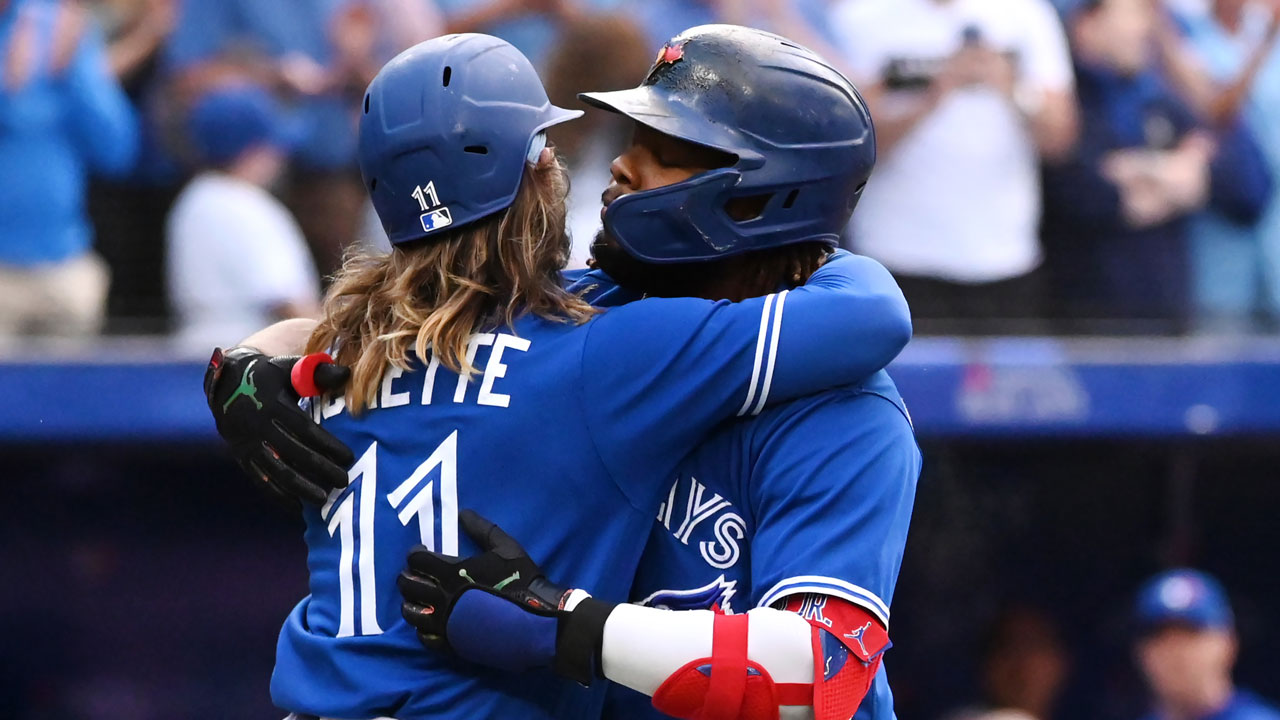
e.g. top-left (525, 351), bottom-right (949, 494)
top-left (640, 575), bottom-right (738, 614)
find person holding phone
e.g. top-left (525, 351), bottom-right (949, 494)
top-left (828, 0), bottom-right (1079, 333)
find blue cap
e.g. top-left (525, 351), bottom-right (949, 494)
top-left (188, 85), bottom-right (301, 166)
top-left (1135, 569), bottom-right (1234, 633)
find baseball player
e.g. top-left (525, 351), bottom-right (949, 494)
top-left (1133, 569), bottom-right (1280, 720)
top-left (396, 26), bottom-right (918, 720)
top-left (203, 32), bottom-right (912, 720)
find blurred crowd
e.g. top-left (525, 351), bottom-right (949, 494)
top-left (1, 0), bottom-right (1279, 345)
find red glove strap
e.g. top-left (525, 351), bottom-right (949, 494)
top-left (703, 612), bottom-right (750, 720)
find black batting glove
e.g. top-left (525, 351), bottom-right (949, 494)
top-left (398, 510), bottom-right (615, 685)
top-left (204, 346), bottom-right (355, 506)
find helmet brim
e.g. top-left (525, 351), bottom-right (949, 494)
top-left (536, 104), bottom-right (585, 134)
top-left (578, 87), bottom-right (744, 159)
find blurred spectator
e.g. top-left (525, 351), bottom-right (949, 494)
top-left (829, 0), bottom-right (1079, 334)
top-left (0, 0), bottom-right (137, 338)
top-left (1043, 0), bottom-right (1213, 332)
top-left (1164, 0), bottom-right (1280, 332)
top-left (166, 0), bottom-right (441, 276)
top-left (946, 606), bottom-right (1070, 720)
top-left (434, 0), bottom-right (732, 62)
top-left (437, 0), bottom-right (577, 66)
top-left (1133, 569), bottom-right (1280, 720)
top-left (542, 13), bottom-right (651, 267)
top-left (628, 0), bottom-right (721, 47)
top-left (166, 85), bottom-right (320, 350)
top-left (86, 0), bottom-right (181, 332)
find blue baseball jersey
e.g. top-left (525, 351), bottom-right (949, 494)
top-left (271, 252), bottom-right (912, 720)
top-left (601, 357), bottom-right (920, 720)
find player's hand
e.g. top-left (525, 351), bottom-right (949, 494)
top-left (398, 510), bottom-right (613, 684)
top-left (204, 346), bottom-right (355, 506)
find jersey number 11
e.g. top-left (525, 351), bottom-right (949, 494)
top-left (322, 432), bottom-right (460, 637)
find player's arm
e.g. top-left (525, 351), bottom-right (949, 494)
top-left (741, 389), bottom-right (921, 720)
top-left (582, 250), bottom-right (910, 507)
top-left (238, 318), bottom-right (320, 356)
top-left (595, 250), bottom-right (912, 413)
top-left (400, 514), bottom-right (887, 720)
top-left (608, 391), bottom-right (919, 720)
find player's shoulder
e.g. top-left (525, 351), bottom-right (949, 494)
top-left (751, 370), bottom-right (912, 434)
top-left (736, 371), bottom-right (915, 469)
top-left (587, 292), bottom-right (728, 334)
top-left (565, 268), bottom-right (643, 308)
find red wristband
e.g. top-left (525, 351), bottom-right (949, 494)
top-left (291, 352), bottom-right (335, 397)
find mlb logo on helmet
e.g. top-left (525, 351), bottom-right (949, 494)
top-left (421, 207), bottom-right (453, 233)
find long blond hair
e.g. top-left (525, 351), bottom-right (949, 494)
top-left (306, 157), bottom-right (596, 414)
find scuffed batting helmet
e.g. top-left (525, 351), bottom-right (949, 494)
top-left (359, 34), bottom-right (582, 246)
top-left (580, 24), bottom-right (876, 264)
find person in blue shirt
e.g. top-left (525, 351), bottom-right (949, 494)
top-left (1133, 569), bottom-right (1280, 720)
top-left (204, 31), bottom-right (909, 720)
top-left (1043, 0), bottom-right (1214, 332)
top-left (1167, 0), bottom-right (1280, 331)
top-left (397, 26), bottom-right (917, 720)
top-left (0, 0), bottom-right (136, 336)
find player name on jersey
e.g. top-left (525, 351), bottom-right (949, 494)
top-left (310, 332), bottom-right (531, 421)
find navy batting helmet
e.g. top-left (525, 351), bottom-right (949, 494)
top-left (359, 34), bottom-right (582, 246)
top-left (581, 25), bottom-right (876, 264)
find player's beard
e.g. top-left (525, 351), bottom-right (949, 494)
top-left (589, 228), bottom-right (712, 300)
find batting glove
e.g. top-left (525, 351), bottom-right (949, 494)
top-left (204, 346), bottom-right (355, 506)
top-left (398, 509), bottom-right (615, 685)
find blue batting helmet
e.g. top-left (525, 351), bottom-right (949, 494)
top-left (580, 24), bottom-right (876, 264)
top-left (359, 34), bottom-right (582, 246)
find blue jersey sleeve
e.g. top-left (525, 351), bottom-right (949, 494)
top-left (747, 386), bottom-right (920, 627)
top-left (580, 251), bottom-right (911, 511)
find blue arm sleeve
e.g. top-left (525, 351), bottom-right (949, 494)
top-left (65, 23), bottom-right (137, 176)
top-left (580, 251), bottom-right (912, 510)
top-left (747, 386), bottom-right (920, 626)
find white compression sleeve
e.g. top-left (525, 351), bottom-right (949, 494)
top-left (600, 604), bottom-right (815, 697)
